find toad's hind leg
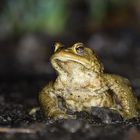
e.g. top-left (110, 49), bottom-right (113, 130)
top-left (104, 74), bottom-right (138, 119)
top-left (39, 82), bottom-right (68, 120)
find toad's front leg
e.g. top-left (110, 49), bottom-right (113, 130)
top-left (39, 82), bottom-right (68, 120)
top-left (104, 74), bottom-right (138, 119)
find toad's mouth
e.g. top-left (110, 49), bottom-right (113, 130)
top-left (52, 59), bottom-right (85, 74)
top-left (51, 56), bottom-right (91, 74)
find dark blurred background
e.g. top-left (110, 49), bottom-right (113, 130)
top-left (0, 0), bottom-right (140, 97)
top-left (0, 1), bottom-right (140, 139)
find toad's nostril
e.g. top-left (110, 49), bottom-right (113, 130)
top-left (54, 42), bottom-right (63, 52)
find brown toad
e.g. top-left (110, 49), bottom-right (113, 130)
top-left (39, 42), bottom-right (140, 120)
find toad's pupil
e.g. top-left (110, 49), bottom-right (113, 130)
top-left (76, 47), bottom-right (84, 54)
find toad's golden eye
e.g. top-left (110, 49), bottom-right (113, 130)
top-left (75, 46), bottom-right (85, 55)
top-left (76, 46), bottom-right (84, 55)
top-left (73, 43), bottom-right (85, 55)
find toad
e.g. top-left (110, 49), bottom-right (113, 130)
top-left (39, 42), bottom-right (139, 120)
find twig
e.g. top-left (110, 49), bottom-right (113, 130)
top-left (0, 127), bottom-right (37, 134)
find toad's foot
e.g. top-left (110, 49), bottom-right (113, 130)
top-left (48, 109), bottom-right (68, 120)
top-left (48, 109), bottom-right (77, 120)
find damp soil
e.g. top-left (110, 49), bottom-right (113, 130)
top-left (0, 74), bottom-right (140, 140)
